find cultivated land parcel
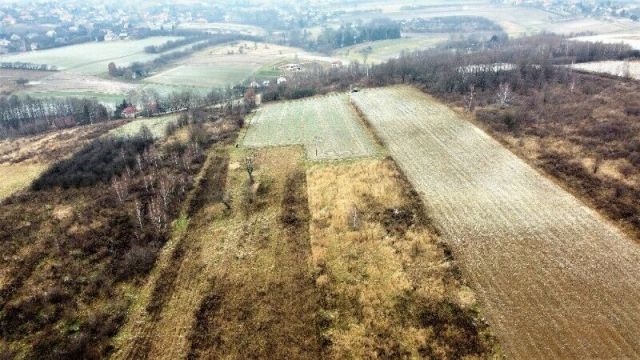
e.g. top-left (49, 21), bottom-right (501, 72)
top-left (243, 94), bottom-right (377, 160)
top-left (351, 86), bottom-right (640, 359)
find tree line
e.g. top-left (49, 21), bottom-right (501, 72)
top-left (144, 36), bottom-right (207, 54)
top-left (0, 96), bottom-right (110, 138)
top-left (264, 34), bottom-right (639, 102)
top-left (297, 18), bottom-right (401, 53)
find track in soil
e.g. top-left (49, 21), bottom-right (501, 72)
top-left (352, 86), bottom-right (640, 359)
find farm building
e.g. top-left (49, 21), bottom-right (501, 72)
top-left (122, 106), bottom-right (137, 119)
top-left (277, 77), bottom-right (287, 85)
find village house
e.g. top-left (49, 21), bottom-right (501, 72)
top-left (277, 77), bottom-right (287, 85)
top-left (122, 106), bottom-right (137, 119)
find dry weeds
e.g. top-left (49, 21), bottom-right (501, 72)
top-left (307, 158), bottom-right (495, 359)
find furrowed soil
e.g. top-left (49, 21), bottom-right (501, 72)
top-left (352, 86), bottom-right (640, 359)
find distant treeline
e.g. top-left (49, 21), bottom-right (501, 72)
top-left (0, 62), bottom-right (58, 71)
top-left (144, 36), bottom-right (206, 54)
top-left (262, 34), bottom-right (640, 101)
top-left (109, 34), bottom-right (261, 79)
top-left (401, 16), bottom-right (503, 33)
top-left (0, 96), bottom-right (109, 138)
top-left (311, 18), bottom-right (401, 53)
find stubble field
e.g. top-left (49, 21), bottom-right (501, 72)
top-left (351, 86), bottom-right (640, 359)
top-left (243, 93), bottom-right (377, 160)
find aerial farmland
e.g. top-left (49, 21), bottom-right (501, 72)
top-left (243, 93), bottom-right (377, 160)
top-left (4, 0), bottom-right (640, 358)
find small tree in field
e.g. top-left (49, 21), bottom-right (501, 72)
top-left (15, 78), bottom-right (29, 87)
top-left (245, 156), bottom-right (255, 185)
top-left (464, 84), bottom-right (476, 112)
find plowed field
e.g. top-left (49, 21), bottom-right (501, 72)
top-left (352, 86), bottom-right (640, 359)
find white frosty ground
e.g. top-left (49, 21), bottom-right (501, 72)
top-left (352, 85), bottom-right (640, 360)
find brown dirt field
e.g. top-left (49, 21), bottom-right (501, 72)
top-left (352, 86), bottom-right (640, 359)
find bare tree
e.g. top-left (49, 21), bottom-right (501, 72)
top-left (245, 156), bottom-right (255, 184)
top-left (134, 199), bottom-right (144, 231)
top-left (464, 84), bottom-right (476, 112)
top-left (620, 60), bottom-right (631, 79)
top-left (112, 174), bottom-right (130, 204)
top-left (496, 82), bottom-right (513, 107)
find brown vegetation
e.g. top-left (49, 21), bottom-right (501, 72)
top-left (0, 108), bottom-right (241, 358)
top-left (307, 158), bottom-right (496, 359)
top-left (469, 72), bottom-right (640, 240)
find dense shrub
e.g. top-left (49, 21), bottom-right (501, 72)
top-left (32, 133), bottom-right (153, 190)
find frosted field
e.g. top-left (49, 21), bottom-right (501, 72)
top-left (571, 60), bottom-right (640, 79)
top-left (243, 94), bottom-right (377, 160)
top-left (0, 37), bottom-right (181, 75)
top-left (572, 33), bottom-right (640, 50)
top-left (352, 85), bottom-right (640, 359)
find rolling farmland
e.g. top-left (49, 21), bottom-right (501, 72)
top-left (144, 41), bottom-right (341, 89)
top-left (243, 94), bottom-right (377, 160)
top-left (333, 34), bottom-right (449, 64)
top-left (0, 37), bottom-right (181, 75)
top-left (351, 86), bottom-right (640, 359)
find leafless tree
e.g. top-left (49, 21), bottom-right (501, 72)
top-left (158, 174), bottom-right (176, 210)
top-left (245, 156), bottom-right (255, 184)
top-left (112, 174), bottom-right (130, 204)
top-left (464, 84), bottom-right (476, 112)
top-left (496, 82), bottom-right (512, 107)
top-left (620, 60), bottom-right (631, 79)
top-left (134, 199), bottom-right (144, 231)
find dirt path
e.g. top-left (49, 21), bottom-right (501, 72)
top-left (352, 86), bottom-right (640, 359)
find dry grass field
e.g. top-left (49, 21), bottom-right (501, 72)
top-left (108, 114), bottom-right (179, 139)
top-left (243, 94), bottom-right (377, 160)
top-left (112, 144), bottom-right (497, 359)
top-left (352, 86), bottom-right (640, 359)
top-left (307, 158), bottom-right (496, 358)
top-left (0, 123), bottom-right (118, 200)
top-left (113, 146), bottom-right (322, 359)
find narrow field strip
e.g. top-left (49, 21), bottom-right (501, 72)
top-left (243, 94), bottom-right (377, 160)
top-left (352, 85), bottom-right (640, 359)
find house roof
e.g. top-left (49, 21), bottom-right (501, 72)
top-left (122, 106), bottom-right (137, 114)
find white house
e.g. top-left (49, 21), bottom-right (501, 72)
top-left (277, 77), bottom-right (287, 85)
